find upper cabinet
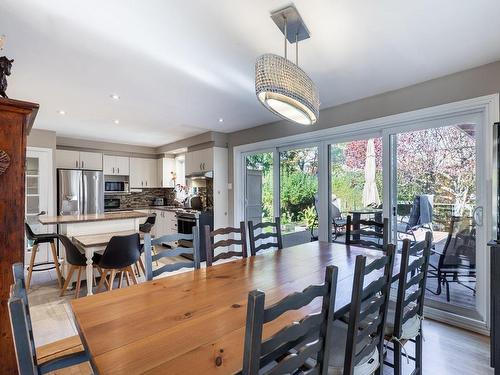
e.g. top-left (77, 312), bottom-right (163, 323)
top-left (56, 150), bottom-right (102, 170)
top-left (158, 157), bottom-right (176, 188)
top-left (103, 155), bottom-right (130, 176)
top-left (130, 157), bottom-right (158, 188)
top-left (185, 148), bottom-right (214, 175)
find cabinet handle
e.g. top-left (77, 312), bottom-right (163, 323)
top-left (117, 167), bottom-right (120, 174)
top-left (112, 167), bottom-right (115, 174)
top-left (146, 181), bottom-right (148, 186)
top-left (141, 181), bottom-right (143, 186)
top-left (76, 160), bottom-right (78, 168)
top-left (82, 161), bottom-right (84, 169)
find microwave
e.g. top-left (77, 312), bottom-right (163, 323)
top-left (104, 180), bottom-right (129, 194)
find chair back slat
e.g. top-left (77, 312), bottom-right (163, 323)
top-left (263, 284), bottom-right (328, 323)
top-left (343, 245), bottom-right (395, 375)
top-left (393, 232), bottom-right (432, 339)
top-left (248, 217), bottom-right (283, 256)
top-left (345, 216), bottom-right (388, 250)
top-left (254, 232), bottom-right (278, 241)
top-left (144, 227), bottom-right (200, 281)
top-left (205, 222), bottom-right (247, 267)
top-left (269, 338), bottom-right (323, 375)
top-left (242, 266), bottom-right (338, 375)
top-left (260, 312), bottom-right (323, 357)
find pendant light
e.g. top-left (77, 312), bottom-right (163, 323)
top-left (255, 5), bottom-right (319, 125)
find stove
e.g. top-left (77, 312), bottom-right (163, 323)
top-left (176, 210), bottom-right (213, 262)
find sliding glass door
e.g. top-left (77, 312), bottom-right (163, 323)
top-left (329, 137), bottom-right (383, 242)
top-left (386, 113), bottom-right (487, 324)
top-left (279, 146), bottom-right (319, 247)
top-left (244, 151), bottom-right (274, 225)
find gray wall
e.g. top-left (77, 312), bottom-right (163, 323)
top-left (226, 60), bottom-right (500, 222)
top-left (57, 136), bottom-right (157, 157)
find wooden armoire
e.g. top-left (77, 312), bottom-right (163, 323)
top-left (0, 98), bottom-right (38, 374)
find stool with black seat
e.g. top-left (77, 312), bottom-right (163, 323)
top-left (96, 233), bottom-right (141, 291)
top-left (25, 221), bottom-right (63, 290)
top-left (59, 234), bottom-right (102, 299)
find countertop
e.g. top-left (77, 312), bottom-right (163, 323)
top-left (105, 205), bottom-right (184, 213)
top-left (38, 211), bottom-right (150, 225)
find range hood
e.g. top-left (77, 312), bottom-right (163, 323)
top-left (185, 170), bottom-right (213, 180)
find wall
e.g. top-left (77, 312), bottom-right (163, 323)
top-left (57, 136), bottom-right (157, 158)
top-left (156, 131), bottom-right (228, 154)
top-left (226, 60), bottom-right (500, 222)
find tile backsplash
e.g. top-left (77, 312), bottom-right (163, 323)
top-left (107, 188), bottom-right (175, 209)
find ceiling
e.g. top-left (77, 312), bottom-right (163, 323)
top-left (2, 1), bottom-right (500, 147)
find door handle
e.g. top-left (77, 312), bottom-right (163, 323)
top-left (473, 206), bottom-right (484, 226)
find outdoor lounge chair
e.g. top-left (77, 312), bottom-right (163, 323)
top-left (397, 195), bottom-right (433, 243)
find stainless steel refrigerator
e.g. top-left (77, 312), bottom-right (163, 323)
top-left (58, 169), bottom-right (104, 215)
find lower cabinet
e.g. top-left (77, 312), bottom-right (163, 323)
top-left (153, 210), bottom-right (177, 237)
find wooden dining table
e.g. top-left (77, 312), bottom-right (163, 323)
top-left (71, 241), bottom-right (400, 375)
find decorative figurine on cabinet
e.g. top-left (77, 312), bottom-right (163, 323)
top-left (0, 56), bottom-right (14, 98)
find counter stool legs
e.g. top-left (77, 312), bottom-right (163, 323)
top-left (26, 239), bottom-right (63, 290)
top-left (26, 244), bottom-right (39, 290)
top-left (50, 241), bottom-right (63, 288)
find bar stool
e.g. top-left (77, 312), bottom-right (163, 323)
top-left (24, 222), bottom-right (62, 290)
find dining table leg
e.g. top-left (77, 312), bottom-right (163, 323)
top-left (85, 248), bottom-right (94, 296)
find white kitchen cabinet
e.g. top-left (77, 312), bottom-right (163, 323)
top-left (157, 157), bottom-right (176, 188)
top-left (56, 150), bottom-right (80, 169)
top-left (152, 210), bottom-right (177, 237)
top-left (130, 157), bottom-right (158, 188)
top-left (185, 148), bottom-right (213, 175)
top-left (115, 156), bottom-right (130, 176)
top-left (56, 150), bottom-right (102, 170)
top-left (103, 155), bottom-right (130, 175)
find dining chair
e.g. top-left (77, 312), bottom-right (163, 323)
top-left (139, 212), bottom-right (157, 233)
top-left (247, 217), bottom-right (283, 256)
top-left (242, 265), bottom-right (339, 375)
top-left (328, 244), bottom-right (395, 375)
top-left (427, 215), bottom-right (475, 302)
top-left (9, 263), bottom-right (91, 375)
top-left (25, 221), bottom-right (62, 290)
top-left (345, 215), bottom-right (389, 250)
top-left (96, 233), bottom-right (141, 291)
top-left (384, 233), bottom-right (432, 375)
top-left (58, 234), bottom-right (102, 298)
top-left (144, 228), bottom-right (201, 280)
top-left (204, 222), bottom-right (247, 267)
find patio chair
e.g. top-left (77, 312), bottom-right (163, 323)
top-left (426, 216), bottom-right (475, 302)
top-left (331, 201), bottom-right (347, 240)
top-left (397, 195), bottom-right (433, 243)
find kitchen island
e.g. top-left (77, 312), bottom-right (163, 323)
top-left (39, 210), bottom-right (150, 295)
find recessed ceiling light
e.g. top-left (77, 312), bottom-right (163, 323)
top-left (57, 110), bottom-right (66, 115)
top-left (218, 118), bottom-right (224, 123)
top-left (110, 94), bottom-right (120, 100)
top-left (113, 119), bottom-right (120, 124)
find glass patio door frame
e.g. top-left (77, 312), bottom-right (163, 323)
top-left (382, 111), bottom-right (492, 332)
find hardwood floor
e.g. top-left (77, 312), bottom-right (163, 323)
top-left (28, 269), bottom-right (492, 374)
